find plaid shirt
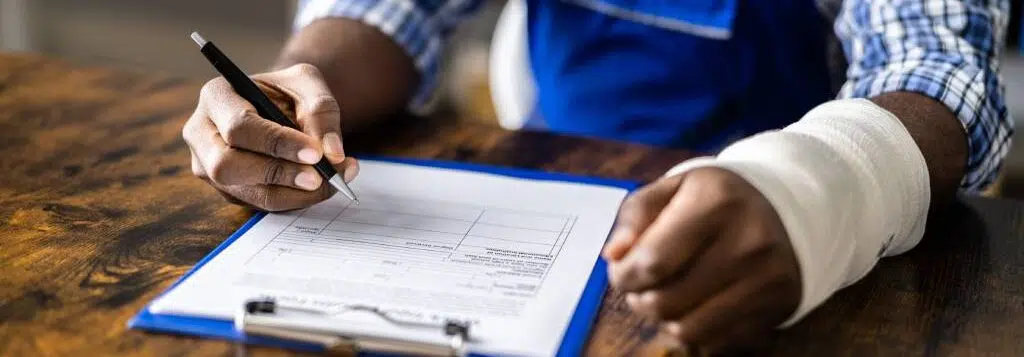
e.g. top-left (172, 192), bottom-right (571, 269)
top-left (294, 0), bottom-right (1012, 192)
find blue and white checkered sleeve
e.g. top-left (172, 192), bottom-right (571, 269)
top-left (294, 0), bottom-right (484, 112)
top-left (835, 0), bottom-right (1013, 192)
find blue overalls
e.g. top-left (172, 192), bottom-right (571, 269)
top-left (523, 0), bottom-right (834, 152)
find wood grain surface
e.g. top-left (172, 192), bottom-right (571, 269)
top-left (1, 53), bottom-right (1023, 357)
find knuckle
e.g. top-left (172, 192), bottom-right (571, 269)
top-left (637, 292), bottom-right (670, 319)
top-left (181, 130), bottom-right (194, 148)
top-left (264, 126), bottom-right (288, 157)
top-left (289, 63), bottom-right (322, 77)
top-left (618, 195), bottom-right (650, 223)
top-left (181, 115), bottom-right (201, 142)
top-left (233, 185), bottom-right (275, 211)
top-left (663, 325), bottom-right (686, 341)
top-left (730, 206), bottom-right (786, 261)
top-left (697, 179), bottom-right (748, 217)
top-left (263, 158), bottom-right (287, 185)
top-left (200, 77), bottom-right (228, 98)
top-left (619, 176), bottom-right (681, 224)
top-left (206, 150), bottom-right (234, 184)
top-left (702, 176), bottom-right (739, 204)
top-left (260, 189), bottom-right (293, 212)
top-left (307, 96), bottom-right (341, 114)
top-left (222, 109), bottom-right (256, 146)
top-left (734, 232), bottom-right (776, 261)
top-left (257, 192), bottom-right (279, 212)
top-left (620, 193), bottom-right (644, 212)
top-left (635, 254), bottom-right (672, 282)
top-left (181, 118), bottom-right (192, 139)
top-left (190, 158), bottom-right (206, 178)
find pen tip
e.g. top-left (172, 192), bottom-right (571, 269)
top-left (190, 31), bottom-right (208, 47)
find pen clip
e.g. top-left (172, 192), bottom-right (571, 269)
top-left (236, 297), bottom-right (470, 356)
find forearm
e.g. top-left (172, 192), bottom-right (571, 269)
top-left (870, 92), bottom-right (967, 209)
top-left (836, 0), bottom-right (1010, 193)
top-left (275, 18), bottom-right (419, 130)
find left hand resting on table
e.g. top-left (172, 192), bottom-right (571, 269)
top-left (603, 167), bottom-right (801, 354)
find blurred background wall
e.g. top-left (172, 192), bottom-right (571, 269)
top-left (0, 0), bottom-right (504, 123)
top-left (1, 0), bottom-right (1023, 197)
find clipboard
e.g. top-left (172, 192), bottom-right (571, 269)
top-left (128, 156), bottom-right (639, 356)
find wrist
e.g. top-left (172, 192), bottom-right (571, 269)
top-left (665, 99), bottom-right (930, 327)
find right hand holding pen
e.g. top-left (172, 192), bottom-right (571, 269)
top-left (183, 64), bottom-right (359, 211)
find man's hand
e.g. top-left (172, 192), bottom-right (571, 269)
top-left (183, 64), bottom-right (360, 211)
top-left (604, 167), bottom-right (801, 353)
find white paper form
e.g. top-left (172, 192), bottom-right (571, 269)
top-left (149, 160), bottom-right (628, 356)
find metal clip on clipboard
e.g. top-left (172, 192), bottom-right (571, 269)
top-left (235, 298), bottom-right (471, 356)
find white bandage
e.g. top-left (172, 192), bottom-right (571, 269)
top-left (665, 98), bottom-right (930, 326)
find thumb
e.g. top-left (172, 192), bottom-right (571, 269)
top-left (603, 174), bottom-right (684, 261)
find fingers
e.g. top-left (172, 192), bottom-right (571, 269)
top-left (200, 77), bottom-right (323, 165)
top-left (606, 167), bottom-right (800, 354)
top-left (603, 174), bottom-right (683, 261)
top-left (186, 123), bottom-right (334, 211)
top-left (254, 64), bottom-right (346, 164)
top-left (339, 157), bottom-right (360, 183)
top-left (209, 150), bottom-right (322, 190)
top-left (185, 116), bottom-right (323, 191)
top-left (662, 277), bottom-right (791, 349)
top-left (191, 150), bottom-right (335, 212)
top-left (220, 183), bottom-right (336, 212)
top-left (610, 168), bottom-right (738, 292)
top-left (625, 237), bottom-right (743, 320)
top-left (186, 65), bottom-right (355, 212)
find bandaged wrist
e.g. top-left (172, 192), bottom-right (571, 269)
top-left (665, 98), bottom-right (930, 326)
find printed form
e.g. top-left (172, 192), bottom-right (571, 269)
top-left (150, 160), bottom-right (628, 356)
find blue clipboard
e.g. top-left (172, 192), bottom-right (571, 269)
top-left (128, 156), bottom-right (640, 356)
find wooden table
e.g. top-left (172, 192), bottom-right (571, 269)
top-left (2, 54), bottom-right (1023, 357)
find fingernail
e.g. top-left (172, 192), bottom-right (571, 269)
top-left (323, 132), bottom-right (344, 156)
top-left (295, 171), bottom-right (321, 190)
top-left (297, 148), bottom-right (320, 164)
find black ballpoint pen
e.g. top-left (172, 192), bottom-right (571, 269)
top-left (190, 31), bottom-right (358, 203)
